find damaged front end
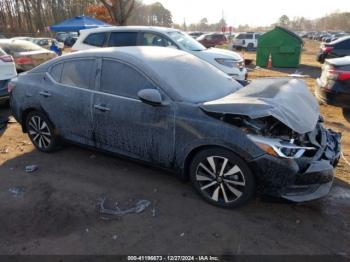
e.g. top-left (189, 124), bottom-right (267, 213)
top-left (201, 78), bottom-right (342, 202)
top-left (227, 115), bottom-right (341, 201)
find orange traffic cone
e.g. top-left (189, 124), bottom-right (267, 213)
top-left (267, 54), bottom-right (272, 68)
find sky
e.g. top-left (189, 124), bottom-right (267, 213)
top-left (143, 0), bottom-right (350, 27)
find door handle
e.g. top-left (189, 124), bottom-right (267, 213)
top-left (39, 91), bottom-right (52, 97)
top-left (94, 104), bottom-right (111, 112)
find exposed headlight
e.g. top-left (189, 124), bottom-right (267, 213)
top-left (215, 58), bottom-right (237, 68)
top-left (247, 135), bottom-right (316, 159)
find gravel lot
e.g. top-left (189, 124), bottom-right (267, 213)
top-left (0, 40), bottom-right (349, 256)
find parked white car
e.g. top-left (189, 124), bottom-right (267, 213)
top-left (72, 26), bottom-right (247, 81)
top-left (232, 32), bottom-right (262, 50)
top-left (0, 47), bottom-right (17, 102)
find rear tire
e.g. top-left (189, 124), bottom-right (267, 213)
top-left (26, 111), bottom-right (60, 153)
top-left (189, 148), bottom-right (255, 208)
top-left (247, 43), bottom-right (254, 51)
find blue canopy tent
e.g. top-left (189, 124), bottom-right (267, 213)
top-left (50, 16), bottom-right (112, 32)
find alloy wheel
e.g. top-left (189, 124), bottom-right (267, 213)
top-left (195, 156), bottom-right (246, 204)
top-left (28, 115), bottom-right (52, 150)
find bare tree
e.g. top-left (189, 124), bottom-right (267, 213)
top-left (99, 0), bottom-right (135, 25)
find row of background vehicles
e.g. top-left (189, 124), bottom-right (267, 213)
top-left (0, 32), bottom-right (80, 102)
top-left (302, 31), bottom-right (350, 43)
top-left (188, 31), bottom-right (262, 51)
top-left (4, 26), bottom-right (342, 207)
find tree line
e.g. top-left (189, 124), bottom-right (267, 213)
top-left (0, 0), bottom-right (348, 37)
top-left (0, 0), bottom-right (172, 36)
top-left (0, 0), bottom-right (97, 35)
top-left (276, 12), bottom-right (350, 32)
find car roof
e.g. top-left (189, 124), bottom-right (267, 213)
top-left (0, 39), bottom-right (34, 44)
top-left (330, 36), bottom-right (350, 45)
top-left (32, 46), bottom-right (232, 101)
top-left (326, 56), bottom-right (350, 67)
top-left (79, 26), bottom-right (179, 35)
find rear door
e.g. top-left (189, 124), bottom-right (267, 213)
top-left (39, 58), bottom-right (97, 145)
top-left (92, 58), bottom-right (175, 166)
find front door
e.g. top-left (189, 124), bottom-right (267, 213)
top-left (93, 58), bottom-right (175, 166)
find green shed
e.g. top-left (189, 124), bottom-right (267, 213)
top-left (256, 26), bottom-right (303, 68)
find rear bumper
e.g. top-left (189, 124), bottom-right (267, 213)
top-left (249, 127), bottom-right (341, 202)
top-left (316, 78), bottom-right (350, 109)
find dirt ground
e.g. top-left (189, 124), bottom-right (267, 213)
top-left (0, 40), bottom-right (349, 256)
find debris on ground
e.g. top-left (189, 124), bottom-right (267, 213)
top-left (25, 165), bottom-right (38, 173)
top-left (99, 197), bottom-right (151, 219)
top-left (152, 208), bottom-right (156, 217)
top-left (180, 232), bottom-right (185, 237)
top-left (288, 70), bottom-right (310, 78)
top-left (8, 187), bottom-right (26, 197)
top-left (0, 147), bottom-right (9, 154)
top-left (7, 116), bottom-right (17, 123)
top-left (112, 235), bottom-right (118, 240)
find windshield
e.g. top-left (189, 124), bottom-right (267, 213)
top-left (145, 52), bottom-right (242, 103)
top-left (167, 31), bottom-right (206, 51)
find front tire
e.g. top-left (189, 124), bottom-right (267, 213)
top-left (26, 111), bottom-right (60, 153)
top-left (247, 43), bottom-right (254, 51)
top-left (189, 148), bottom-right (255, 208)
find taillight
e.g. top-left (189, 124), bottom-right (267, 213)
top-left (7, 82), bottom-right (15, 93)
top-left (327, 68), bottom-right (350, 81)
top-left (337, 71), bottom-right (350, 81)
top-left (15, 57), bottom-right (33, 65)
top-left (0, 55), bottom-right (14, 62)
top-left (322, 46), bottom-right (333, 53)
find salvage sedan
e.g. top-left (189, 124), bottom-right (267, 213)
top-left (9, 47), bottom-right (341, 207)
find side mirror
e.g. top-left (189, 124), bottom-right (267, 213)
top-left (138, 89), bottom-right (163, 106)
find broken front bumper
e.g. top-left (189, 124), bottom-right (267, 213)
top-left (249, 128), bottom-right (341, 202)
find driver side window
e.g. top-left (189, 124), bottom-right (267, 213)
top-left (141, 33), bottom-right (177, 48)
top-left (100, 59), bottom-right (156, 99)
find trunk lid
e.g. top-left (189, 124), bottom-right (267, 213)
top-left (200, 78), bottom-right (320, 134)
top-left (15, 50), bottom-right (56, 66)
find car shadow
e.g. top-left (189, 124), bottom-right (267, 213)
top-left (0, 103), bottom-right (11, 138)
top-left (265, 64), bottom-right (321, 79)
top-left (0, 143), bottom-right (349, 254)
top-left (342, 108), bottom-right (350, 123)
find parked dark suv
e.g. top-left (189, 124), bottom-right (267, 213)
top-left (317, 36), bottom-right (350, 63)
top-left (316, 56), bottom-right (350, 108)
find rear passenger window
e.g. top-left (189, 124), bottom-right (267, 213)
top-left (50, 63), bottom-right (63, 82)
top-left (83, 33), bottom-right (107, 47)
top-left (100, 59), bottom-right (155, 98)
top-left (108, 32), bottom-right (138, 47)
top-left (246, 34), bottom-right (253, 39)
top-left (61, 59), bottom-right (94, 89)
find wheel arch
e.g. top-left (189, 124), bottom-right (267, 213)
top-left (21, 107), bottom-right (54, 133)
top-left (182, 144), bottom-right (251, 181)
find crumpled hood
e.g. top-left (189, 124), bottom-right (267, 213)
top-left (200, 78), bottom-right (320, 134)
top-left (192, 48), bottom-right (243, 61)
